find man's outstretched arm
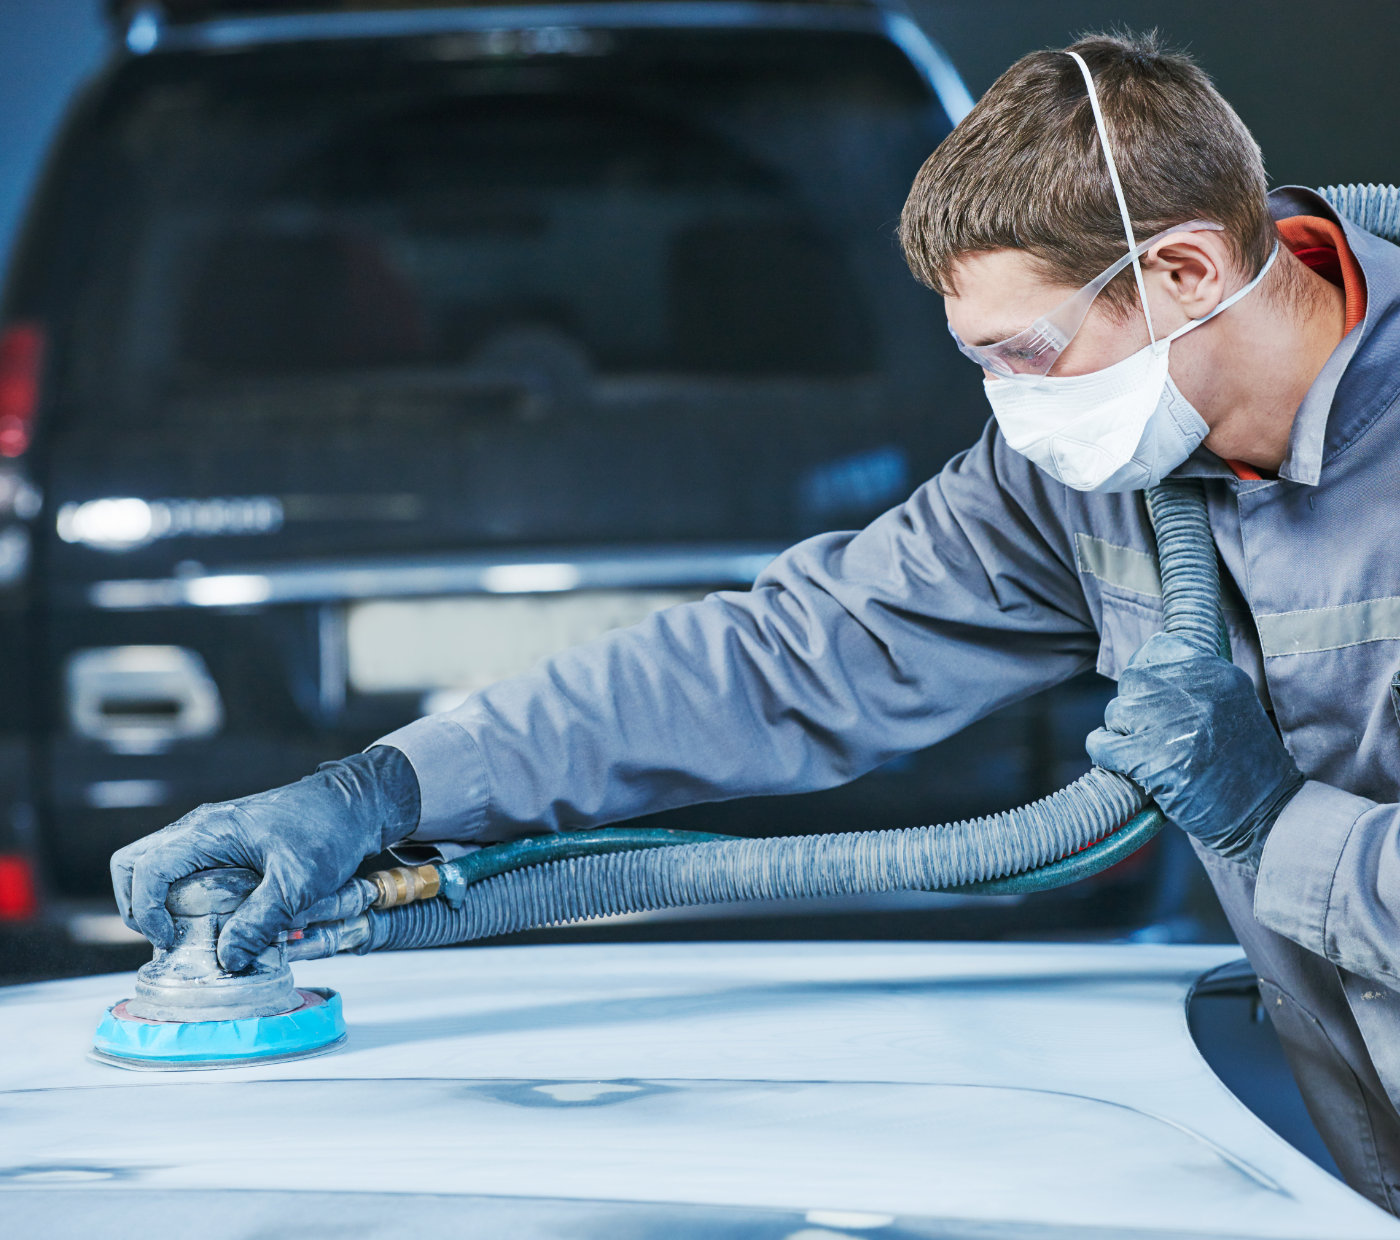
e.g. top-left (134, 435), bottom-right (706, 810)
top-left (112, 423), bottom-right (1100, 961)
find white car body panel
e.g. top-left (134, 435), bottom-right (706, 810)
top-left (2, 940), bottom-right (1397, 1238)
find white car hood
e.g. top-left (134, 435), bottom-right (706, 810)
top-left (1, 939), bottom-right (1396, 1239)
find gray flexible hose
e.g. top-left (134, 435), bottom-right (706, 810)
top-left (1146, 483), bottom-right (1230, 660)
top-left (364, 765), bottom-right (1147, 949)
top-left (1320, 183), bottom-right (1400, 243)
top-left (357, 478), bottom-right (1223, 951)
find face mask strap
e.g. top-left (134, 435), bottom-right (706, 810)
top-left (1065, 51), bottom-right (1156, 344)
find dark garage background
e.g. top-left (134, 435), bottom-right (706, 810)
top-left (0, 1), bottom-right (1394, 978)
top-left (2, 1), bottom-right (1397, 286)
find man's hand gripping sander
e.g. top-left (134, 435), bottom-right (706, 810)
top-left (91, 867), bottom-right (346, 1070)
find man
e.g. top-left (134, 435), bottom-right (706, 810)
top-left (112, 33), bottom-right (1400, 1209)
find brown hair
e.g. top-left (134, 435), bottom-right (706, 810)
top-left (899, 31), bottom-right (1276, 314)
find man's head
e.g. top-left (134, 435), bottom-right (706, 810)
top-left (901, 30), bottom-right (1275, 325)
top-left (904, 32), bottom-right (1301, 383)
top-left (903, 31), bottom-right (1344, 477)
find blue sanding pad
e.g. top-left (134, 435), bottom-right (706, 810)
top-left (92, 987), bottom-right (346, 1071)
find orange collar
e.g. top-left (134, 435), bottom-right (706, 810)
top-left (1275, 214), bottom-right (1366, 334)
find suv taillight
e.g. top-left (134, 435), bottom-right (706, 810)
top-left (0, 854), bottom-right (39, 920)
top-left (0, 322), bottom-right (45, 458)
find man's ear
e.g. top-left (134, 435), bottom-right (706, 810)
top-left (1143, 230), bottom-right (1231, 318)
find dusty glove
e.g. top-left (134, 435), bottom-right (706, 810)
top-left (111, 745), bottom-right (420, 971)
top-left (1086, 632), bottom-right (1304, 867)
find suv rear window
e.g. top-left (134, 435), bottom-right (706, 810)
top-left (33, 29), bottom-right (977, 552)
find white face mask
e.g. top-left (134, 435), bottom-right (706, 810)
top-left (983, 248), bottom-right (1276, 492)
top-left (981, 51), bottom-right (1278, 493)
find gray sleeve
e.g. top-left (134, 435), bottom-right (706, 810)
top-left (375, 421), bottom-right (1101, 843)
top-left (1254, 780), bottom-right (1400, 988)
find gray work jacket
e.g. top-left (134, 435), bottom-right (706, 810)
top-left (380, 186), bottom-right (1400, 1210)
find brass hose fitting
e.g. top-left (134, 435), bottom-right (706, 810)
top-left (369, 863), bottom-right (441, 910)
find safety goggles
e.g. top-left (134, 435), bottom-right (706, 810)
top-left (947, 219), bottom-right (1224, 378)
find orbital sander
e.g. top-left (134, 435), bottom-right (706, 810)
top-left (92, 868), bottom-right (346, 1070)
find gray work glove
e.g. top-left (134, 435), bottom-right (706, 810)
top-left (1086, 632), bottom-right (1304, 867)
top-left (111, 745), bottom-right (420, 972)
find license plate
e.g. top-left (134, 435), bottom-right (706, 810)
top-left (346, 589), bottom-right (706, 700)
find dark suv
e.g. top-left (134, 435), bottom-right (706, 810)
top-left (0, 0), bottom-right (1179, 944)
